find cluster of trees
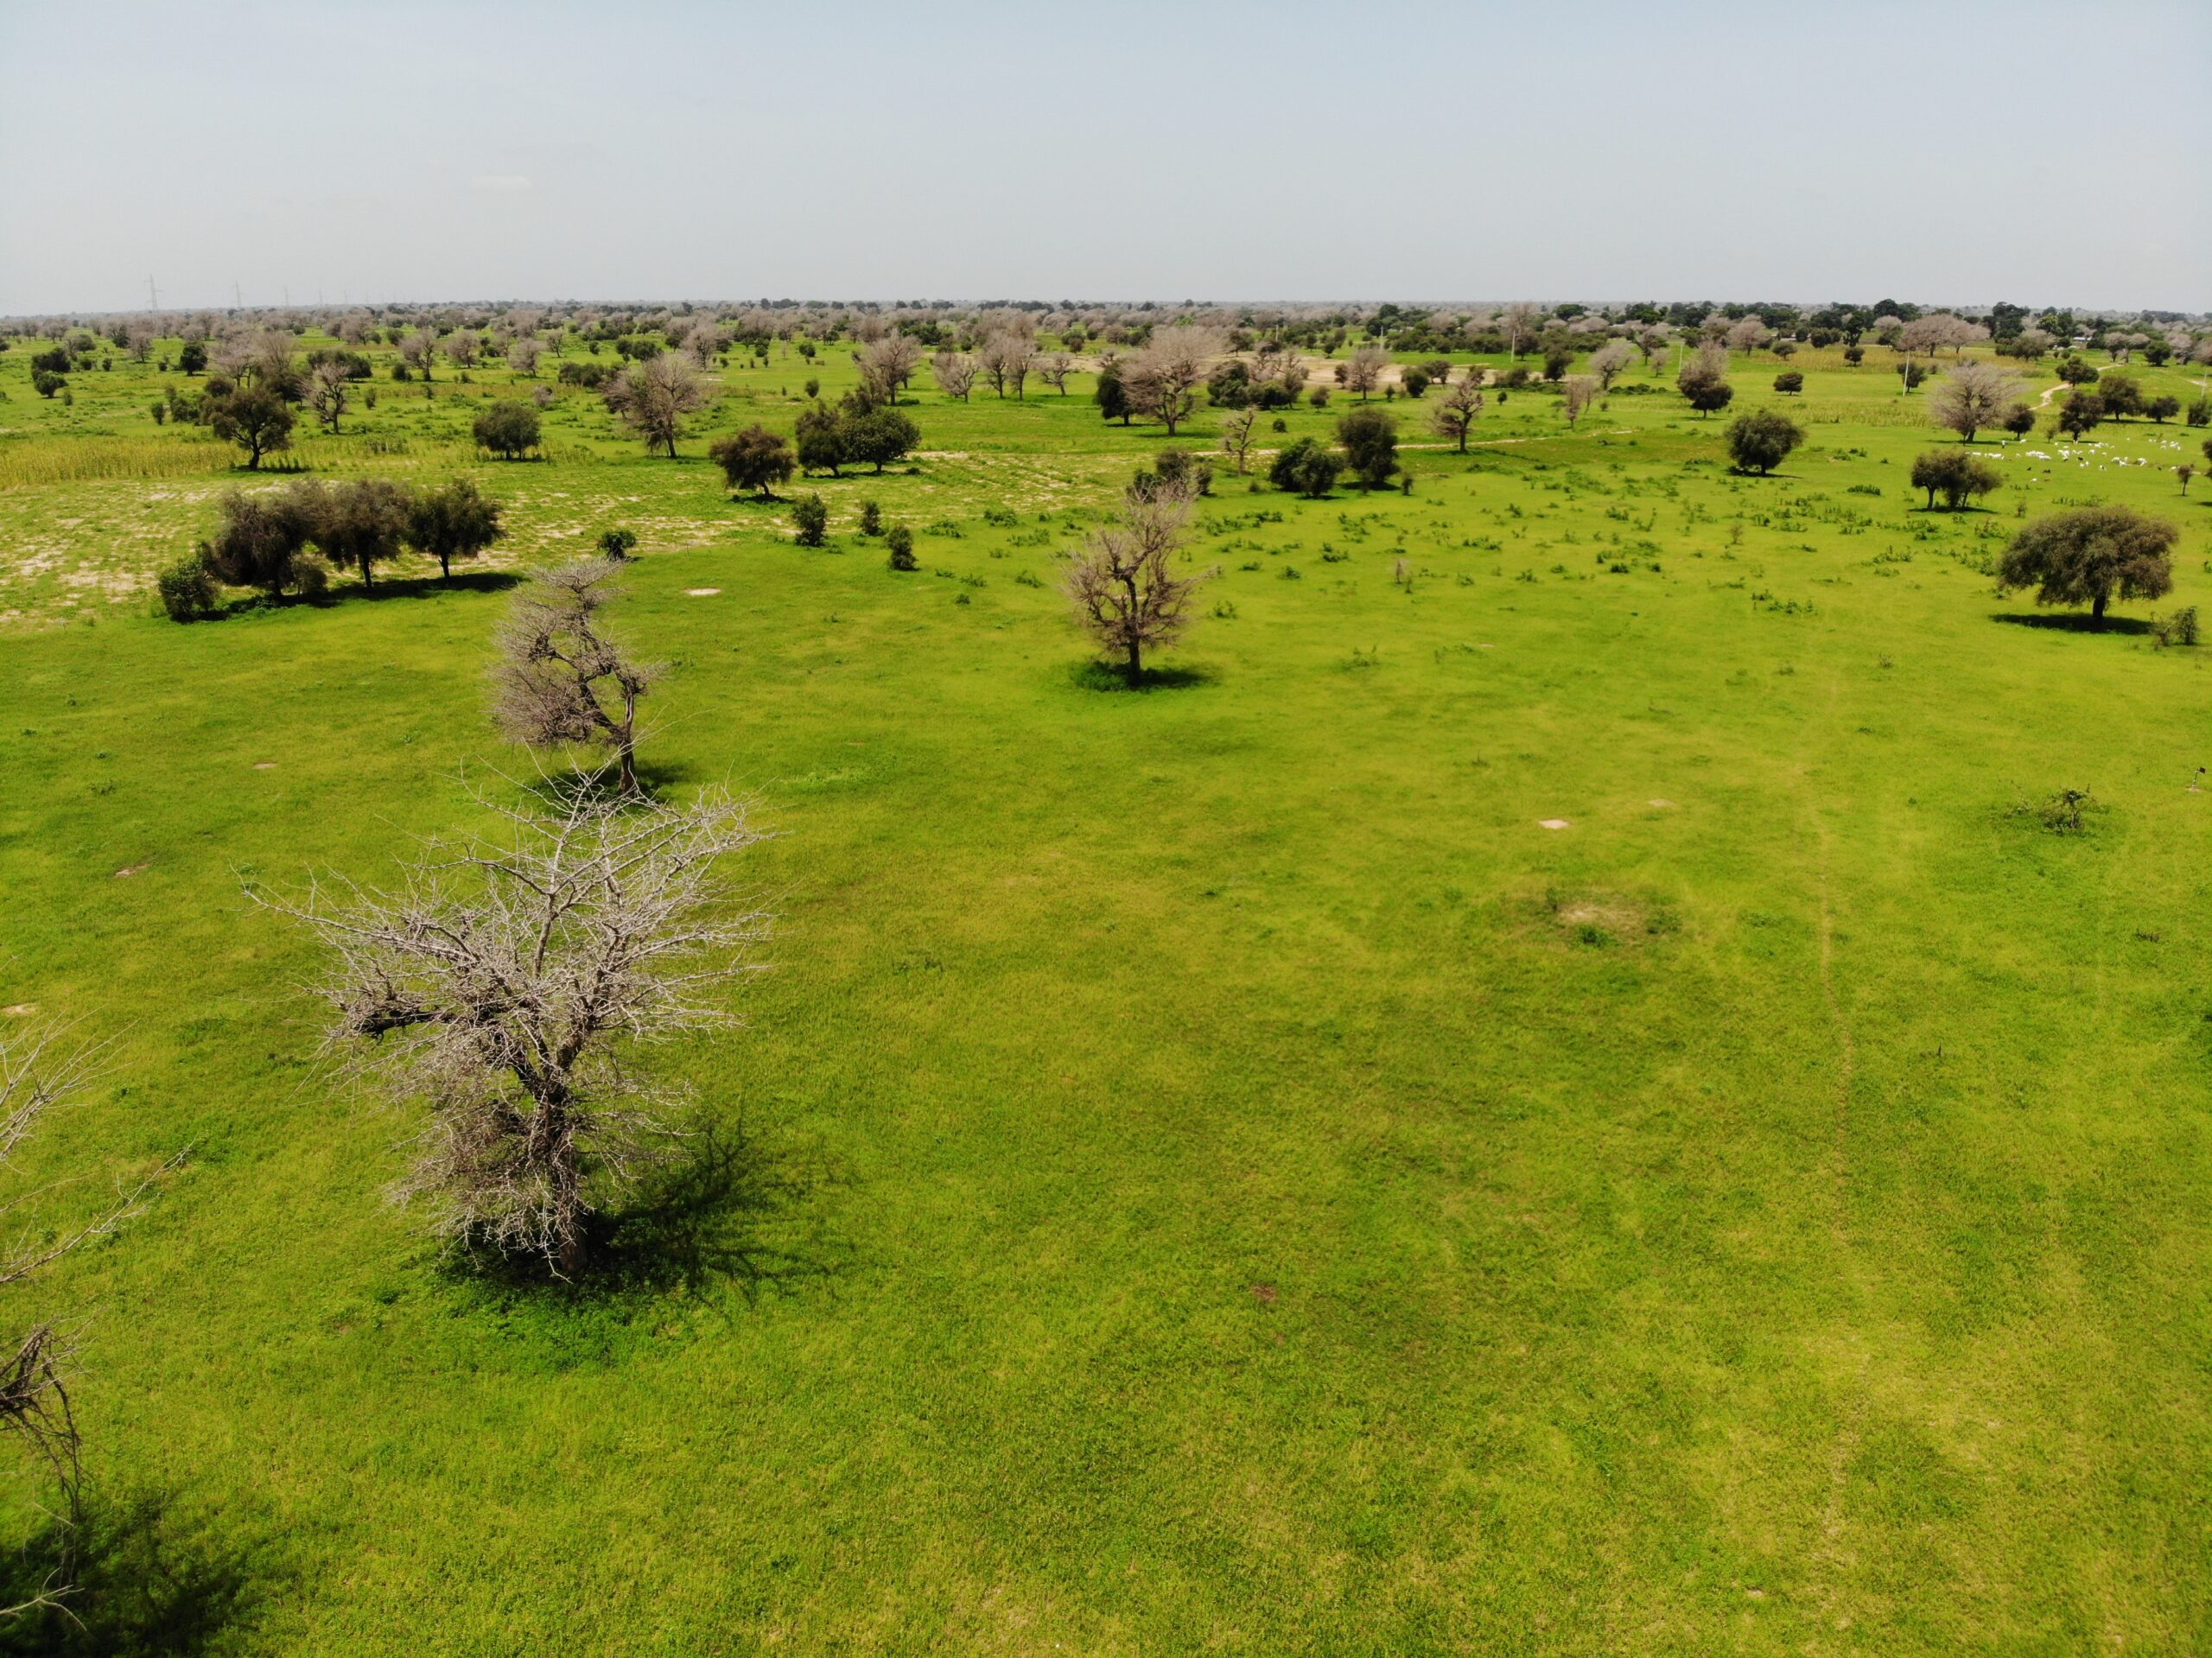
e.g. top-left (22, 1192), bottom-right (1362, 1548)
top-left (1910, 450), bottom-right (2004, 509)
top-left (792, 393), bottom-right (921, 476)
top-left (160, 476), bottom-right (504, 617)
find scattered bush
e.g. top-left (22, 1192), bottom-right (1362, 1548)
top-left (858, 500), bottom-right (883, 536)
top-left (1336, 408), bottom-right (1400, 489)
top-left (1772, 372), bottom-right (1803, 394)
top-left (156, 555), bottom-right (219, 621)
top-left (597, 527), bottom-right (639, 560)
top-left (2152, 606), bottom-right (2199, 647)
top-left (1725, 410), bottom-right (1802, 474)
top-left (1269, 437), bottom-right (1343, 498)
top-left (709, 425), bottom-right (796, 499)
top-left (1910, 449), bottom-right (2003, 510)
top-left (886, 525), bottom-right (917, 571)
top-left (792, 493), bottom-right (830, 547)
top-left (2019, 788), bottom-right (2098, 835)
top-left (473, 400), bottom-right (541, 460)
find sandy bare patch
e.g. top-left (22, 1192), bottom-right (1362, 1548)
top-left (115, 861), bottom-right (151, 879)
top-left (252, 762), bottom-right (277, 771)
top-left (1538, 818), bottom-right (1570, 830)
top-left (685, 588), bottom-right (721, 597)
top-left (2, 1005), bottom-right (35, 1017)
top-left (1648, 798), bottom-right (1675, 809)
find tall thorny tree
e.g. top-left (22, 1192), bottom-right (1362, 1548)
top-left (493, 559), bottom-right (658, 794)
top-left (257, 786), bottom-right (769, 1277)
top-left (1061, 480), bottom-right (1207, 683)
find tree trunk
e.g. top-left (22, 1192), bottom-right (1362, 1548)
top-left (619, 740), bottom-right (639, 796)
top-left (2093, 593), bottom-right (2108, 625)
top-left (441, 552), bottom-right (453, 581)
top-left (1125, 638), bottom-right (1141, 684)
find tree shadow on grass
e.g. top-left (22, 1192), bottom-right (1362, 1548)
top-left (442, 1116), bottom-right (851, 1314)
top-left (510, 757), bottom-right (698, 816)
top-left (359, 570), bottom-right (524, 602)
top-left (0, 1492), bottom-right (264, 1658)
top-left (1067, 661), bottom-right (1217, 694)
top-left (588, 1118), bottom-right (850, 1302)
top-left (1989, 611), bottom-right (2153, 636)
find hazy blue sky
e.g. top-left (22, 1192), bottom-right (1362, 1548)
top-left (3, 0), bottom-right (2206, 314)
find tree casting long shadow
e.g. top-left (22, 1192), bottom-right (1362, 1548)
top-left (1068, 661), bottom-right (1217, 694)
top-left (439, 1117), bottom-right (851, 1309)
top-left (1988, 611), bottom-right (2153, 636)
top-left (0, 1492), bottom-right (264, 1658)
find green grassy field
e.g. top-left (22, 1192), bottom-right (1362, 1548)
top-left (1, 330), bottom-right (2209, 1654)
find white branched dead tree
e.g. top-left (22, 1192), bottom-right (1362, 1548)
top-left (0, 1027), bottom-right (161, 1610)
top-left (1219, 404), bottom-right (1259, 474)
top-left (493, 558), bottom-right (658, 797)
top-left (603, 353), bottom-right (710, 457)
top-left (260, 787), bottom-right (770, 1277)
top-left (931, 350), bottom-right (977, 401)
top-left (1340, 343), bottom-right (1390, 401)
top-left (1061, 480), bottom-right (1207, 683)
top-left (1428, 375), bottom-right (1484, 452)
top-left (856, 335), bottom-right (922, 403)
top-left (1927, 359), bottom-right (2025, 442)
top-left (308, 359), bottom-right (350, 435)
top-left (1560, 374), bottom-right (1599, 427)
top-left (1122, 327), bottom-right (1224, 435)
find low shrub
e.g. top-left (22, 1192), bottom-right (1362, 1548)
top-left (156, 555), bottom-right (218, 622)
top-left (792, 493), bottom-right (830, 547)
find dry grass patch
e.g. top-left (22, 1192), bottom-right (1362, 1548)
top-left (1528, 886), bottom-right (1681, 949)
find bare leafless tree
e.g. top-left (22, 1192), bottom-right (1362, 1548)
top-left (257, 786), bottom-right (769, 1277)
top-left (0, 1027), bottom-right (162, 1613)
top-left (1560, 374), bottom-right (1599, 427)
top-left (931, 350), bottom-right (977, 401)
top-left (397, 327), bottom-right (439, 380)
top-left (979, 329), bottom-right (1037, 399)
top-left (1725, 316), bottom-right (1772, 356)
top-left (494, 559), bottom-right (658, 795)
top-left (1253, 344), bottom-right (1305, 402)
top-left (604, 353), bottom-right (711, 457)
top-left (1587, 340), bottom-right (1635, 391)
top-left (308, 359), bottom-right (351, 435)
top-left (1428, 375), bottom-right (1484, 453)
top-left (1502, 302), bottom-right (1542, 358)
top-left (855, 335), bottom-right (923, 403)
top-left (1036, 351), bottom-right (1074, 394)
top-left (1122, 327), bottom-right (1224, 436)
top-left (507, 338), bottom-right (545, 378)
top-left (1341, 343), bottom-right (1390, 402)
top-left (443, 331), bottom-right (481, 372)
top-left (1062, 480), bottom-right (1207, 683)
top-left (1219, 404), bottom-right (1259, 474)
top-left (1928, 359), bottom-right (2025, 442)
